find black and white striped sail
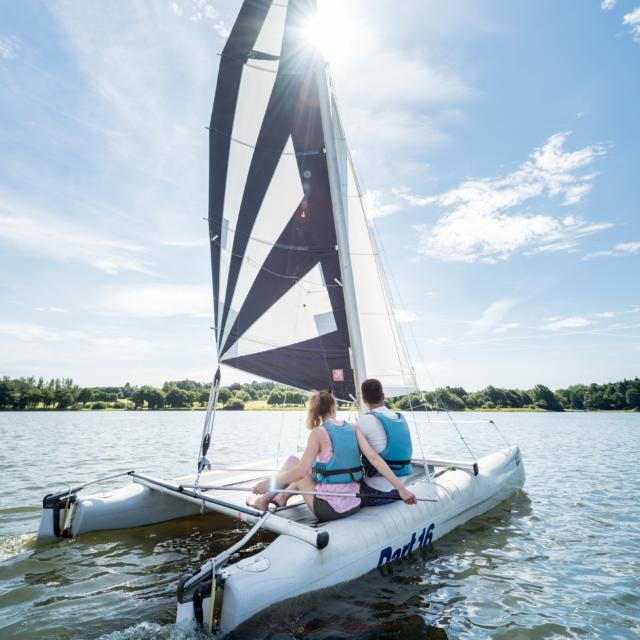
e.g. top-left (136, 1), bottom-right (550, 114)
top-left (208, 0), bottom-right (417, 400)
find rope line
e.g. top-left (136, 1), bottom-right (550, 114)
top-left (213, 236), bottom-right (341, 290)
top-left (208, 218), bottom-right (336, 254)
top-left (209, 126), bottom-right (323, 157)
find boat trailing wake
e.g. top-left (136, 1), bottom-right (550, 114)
top-left (0, 532), bottom-right (37, 563)
top-left (97, 621), bottom-right (202, 640)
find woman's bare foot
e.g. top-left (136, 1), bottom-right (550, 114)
top-left (246, 493), bottom-right (272, 510)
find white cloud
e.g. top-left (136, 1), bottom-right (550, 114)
top-left (363, 190), bottom-right (402, 220)
top-left (618, 241), bottom-right (640, 252)
top-left (543, 310), bottom-right (619, 331)
top-left (35, 307), bottom-right (69, 314)
top-left (396, 132), bottom-right (609, 263)
top-left (161, 238), bottom-right (208, 248)
top-left (602, 0), bottom-right (616, 9)
top-left (584, 241), bottom-right (640, 259)
top-left (174, 0), bottom-right (230, 37)
top-left (0, 197), bottom-right (152, 275)
top-left (467, 299), bottom-right (516, 335)
top-left (0, 322), bottom-right (61, 342)
top-left (99, 284), bottom-right (211, 317)
top-left (0, 35), bottom-right (19, 59)
top-left (66, 331), bottom-right (163, 360)
top-left (494, 322), bottom-right (520, 334)
top-left (424, 336), bottom-right (450, 345)
top-left (44, 1), bottom-right (223, 249)
top-left (623, 7), bottom-right (640, 42)
top-left (544, 316), bottom-right (593, 331)
top-left (394, 308), bottom-right (418, 323)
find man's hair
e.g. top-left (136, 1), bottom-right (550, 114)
top-left (361, 378), bottom-right (384, 404)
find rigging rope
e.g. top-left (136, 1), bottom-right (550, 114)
top-left (196, 367), bottom-right (222, 482)
top-left (209, 126), bottom-right (323, 157)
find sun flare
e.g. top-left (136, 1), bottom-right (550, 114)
top-left (303, 2), bottom-right (352, 63)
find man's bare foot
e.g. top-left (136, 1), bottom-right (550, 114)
top-left (271, 493), bottom-right (288, 508)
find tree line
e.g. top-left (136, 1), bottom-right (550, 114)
top-left (0, 377), bottom-right (303, 411)
top-left (0, 376), bottom-right (638, 412)
top-left (392, 380), bottom-right (640, 412)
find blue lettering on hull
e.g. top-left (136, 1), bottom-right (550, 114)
top-left (378, 523), bottom-right (434, 566)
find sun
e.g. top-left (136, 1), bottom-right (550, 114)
top-left (302, 1), bottom-right (352, 64)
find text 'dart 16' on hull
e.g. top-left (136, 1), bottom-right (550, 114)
top-left (36, 0), bottom-right (525, 636)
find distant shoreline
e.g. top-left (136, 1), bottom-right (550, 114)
top-left (0, 406), bottom-right (636, 413)
top-left (2, 376), bottom-right (639, 412)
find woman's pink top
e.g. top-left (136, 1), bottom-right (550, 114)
top-left (315, 422), bottom-right (361, 513)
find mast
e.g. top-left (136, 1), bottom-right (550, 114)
top-left (315, 61), bottom-right (367, 411)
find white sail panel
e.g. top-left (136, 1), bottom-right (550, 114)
top-left (224, 262), bottom-right (336, 359)
top-left (216, 5), bottom-right (285, 342)
top-left (253, 0), bottom-right (288, 55)
top-left (331, 94), bottom-right (417, 396)
top-left (346, 156), bottom-right (417, 395)
top-left (221, 136), bottom-right (304, 349)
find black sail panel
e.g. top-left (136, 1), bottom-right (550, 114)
top-left (208, 0), bottom-right (355, 399)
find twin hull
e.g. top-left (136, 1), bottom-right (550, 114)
top-left (37, 447), bottom-right (524, 635)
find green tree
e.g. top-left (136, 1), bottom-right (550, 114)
top-left (223, 397), bottom-right (245, 410)
top-left (0, 378), bottom-right (13, 408)
top-left (267, 389), bottom-right (284, 405)
top-left (243, 386), bottom-right (258, 400)
top-left (626, 387), bottom-right (640, 409)
top-left (217, 388), bottom-right (232, 404)
top-left (131, 386), bottom-right (165, 409)
top-left (165, 386), bottom-right (193, 408)
top-left (77, 388), bottom-right (94, 407)
top-left (531, 384), bottom-right (564, 411)
top-left (436, 389), bottom-right (465, 411)
top-left (55, 387), bottom-right (76, 409)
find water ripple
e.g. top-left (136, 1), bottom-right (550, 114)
top-left (0, 411), bottom-right (639, 639)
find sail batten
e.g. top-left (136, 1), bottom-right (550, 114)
top-left (209, 0), bottom-right (417, 400)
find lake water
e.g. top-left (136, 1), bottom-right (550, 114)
top-left (0, 410), bottom-right (638, 639)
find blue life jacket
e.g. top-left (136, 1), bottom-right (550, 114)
top-left (312, 421), bottom-right (363, 484)
top-left (363, 411), bottom-right (413, 477)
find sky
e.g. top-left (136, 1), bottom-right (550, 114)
top-left (0, 0), bottom-right (638, 391)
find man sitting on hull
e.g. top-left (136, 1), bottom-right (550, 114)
top-left (358, 378), bottom-right (413, 506)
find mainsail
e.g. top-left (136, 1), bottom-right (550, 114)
top-left (208, 0), bottom-right (417, 401)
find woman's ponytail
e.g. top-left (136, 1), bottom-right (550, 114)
top-left (306, 389), bottom-right (335, 430)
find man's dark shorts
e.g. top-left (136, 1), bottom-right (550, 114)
top-left (359, 480), bottom-right (400, 507)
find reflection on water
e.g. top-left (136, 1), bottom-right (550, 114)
top-left (0, 411), bottom-right (639, 639)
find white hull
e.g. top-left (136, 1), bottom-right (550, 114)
top-left (176, 445), bottom-right (525, 636)
top-left (37, 464), bottom-right (293, 542)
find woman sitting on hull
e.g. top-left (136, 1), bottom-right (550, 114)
top-left (248, 389), bottom-right (416, 522)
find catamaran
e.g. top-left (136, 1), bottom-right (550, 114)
top-left (38, 0), bottom-right (525, 635)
